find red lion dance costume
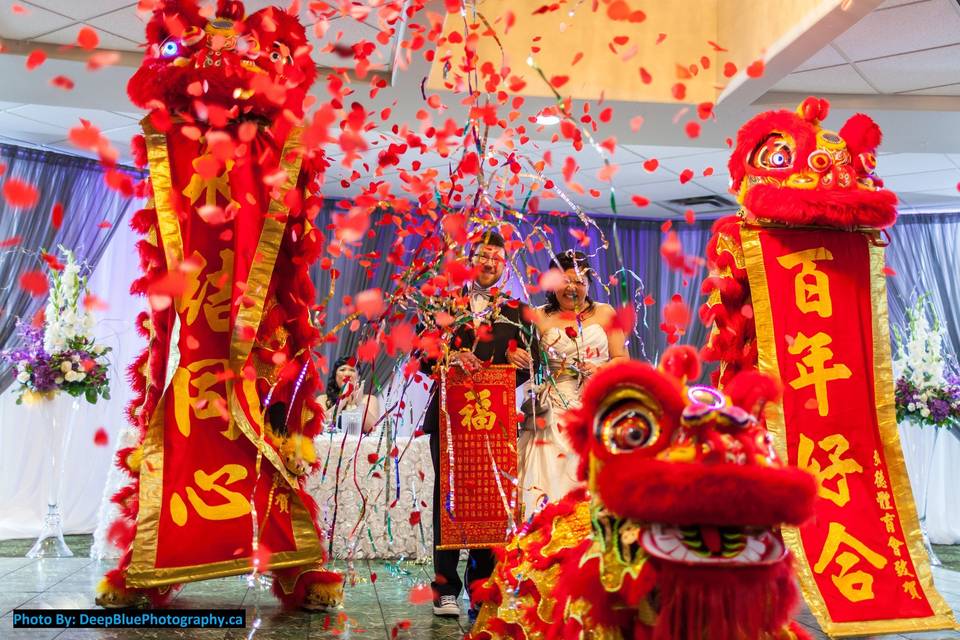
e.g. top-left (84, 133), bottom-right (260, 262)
top-left (96, 0), bottom-right (342, 610)
top-left (700, 96), bottom-right (897, 386)
top-left (468, 353), bottom-right (817, 640)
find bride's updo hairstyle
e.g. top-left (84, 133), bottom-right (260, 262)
top-left (544, 250), bottom-right (596, 315)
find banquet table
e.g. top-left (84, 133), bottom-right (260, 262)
top-left (307, 433), bottom-right (434, 560)
top-left (897, 420), bottom-right (960, 545)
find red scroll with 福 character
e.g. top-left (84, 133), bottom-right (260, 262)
top-left (438, 364), bottom-right (519, 549)
top-left (742, 226), bottom-right (957, 636)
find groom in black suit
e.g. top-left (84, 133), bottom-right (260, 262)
top-left (421, 230), bottom-right (539, 619)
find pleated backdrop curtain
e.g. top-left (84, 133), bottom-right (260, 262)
top-left (508, 214), bottom-right (713, 364)
top-left (0, 144), bottom-right (141, 391)
top-left (884, 213), bottom-right (960, 368)
top-left (310, 203), bottom-right (717, 393)
top-left (308, 207), bottom-right (960, 391)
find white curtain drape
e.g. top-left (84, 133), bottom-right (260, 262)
top-left (0, 214), bottom-right (144, 540)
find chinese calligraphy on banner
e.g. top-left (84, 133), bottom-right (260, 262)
top-left (742, 226), bottom-right (957, 636)
top-left (438, 364), bottom-right (519, 549)
top-left (126, 125), bottom-right (323, 587)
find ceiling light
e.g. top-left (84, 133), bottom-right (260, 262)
top-left (536, 115), bottom-right (560, 126)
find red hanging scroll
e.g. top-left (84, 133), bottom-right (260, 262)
top-left (438, 364), bottom-right (519, 549)
top-left (742, 225), bottom-right (957, 636)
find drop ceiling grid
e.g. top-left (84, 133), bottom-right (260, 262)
top-left (772, 0), bottom-right (960, 96)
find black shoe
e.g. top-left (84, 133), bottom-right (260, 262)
top-left (433, 594), bottom-right (460, 617)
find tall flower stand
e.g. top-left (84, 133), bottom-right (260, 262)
top-left (897, 419), bottom-right (941, 565)
top-left (25, 392), bottom-right (77, 558)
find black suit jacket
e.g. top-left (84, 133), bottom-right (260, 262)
top-left (420, 299), bottom-right (540, 435)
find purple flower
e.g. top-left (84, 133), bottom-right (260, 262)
top-left (928, 398), bottom-right (952, 423)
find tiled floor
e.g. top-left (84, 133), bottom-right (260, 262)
top-left (0, 538), bottom-right (957, 639)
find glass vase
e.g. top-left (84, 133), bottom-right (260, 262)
top-left (25, 391), bottom-right (77, 558)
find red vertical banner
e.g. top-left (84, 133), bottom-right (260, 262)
top-left (438, 364), bottom-right (519, 549)
top-left (742, 226), bottom-right (957, 636)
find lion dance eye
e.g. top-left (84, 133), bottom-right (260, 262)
top-left (751, 134), bottom-right (794, 171)
top-left (595, 393), bottom-right (660, 454)
top-left (160, 40), bottom-right (181, 58)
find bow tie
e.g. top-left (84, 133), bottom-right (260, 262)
top-left (469, 285), bottom-right (493, 300)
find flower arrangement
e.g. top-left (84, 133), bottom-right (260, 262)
top-left (1, 248), bottom-right (111, 405)
top-left (892, 296), bottom-right (960, 428)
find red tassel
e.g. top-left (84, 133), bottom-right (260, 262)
top-left (652, 558), bottom-right (800, 640)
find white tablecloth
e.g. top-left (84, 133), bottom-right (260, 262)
top-left (307, 433), bottom-right (433, 560)
top-left (897, 420), bottom-right (960, 545)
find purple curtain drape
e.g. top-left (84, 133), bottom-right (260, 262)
top-left (311, 205), bottom-right (960, 392)
top-left (311, 202), bottom-right (716, 389)
top-left (885, 213), bottom-right (960, 369)
top-left (0, 144), bottom-right (141, 391)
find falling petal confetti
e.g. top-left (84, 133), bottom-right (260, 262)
top-left (93, 428), bottom-right (109, 446)
top-left (3, 178), bottom-right (40, 209)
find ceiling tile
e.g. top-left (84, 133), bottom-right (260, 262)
top-left (655, 150), bottom-right (730, 175)
top-left (570, 161), bottom-right (681, 189)
top-left (883, 169), bottom-right (959, 192)
top-left (22, 0), bottom-right (135, 21)
top-left (875, 153), bottom-right (956, 176)
top-left (5, 104), bottom-right (138, 131)
top-left (689, 174), bottom-right (734, 195)
top-left (896, 190), bottom-right (960, 210)
top-left (0, 111), bottom-right (68, 143)
top-left (239, 0), bottom-right (315, 22)
top-left (772, 65), bottom-right (877, 94)
top-left (622, 144), bottom-right (717, 159)
top-left (833, 0), bottom-right (960, 62)
top-left (0, 0), bottom-right (75, 39)
top-left (795, 44), bottom-right (847, 72)
top-left (100, 123), bottom-right (142, 146)
top-left (901, 82), bottom-right (960, 96)
top-left (856, 44), bottom-right (960, 93)
top-left (311, 17), bottom-right (392, 70)
top-left (85, 7), bottom-right (148, 49)
top-left (30, 24), bottom-right (140, 50)
top-left (877, 0), bottom-right (927, 7)
top-left (536, 140), bottom-right (645, 173)
top-left (615, 179), bottom-right (713, 202)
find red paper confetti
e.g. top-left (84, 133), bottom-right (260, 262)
top-left (77, 26), bottom-right (99, 50)
top-left (19, 271), bottom-right (48, 296)
top-left (746, 59), bottom-right (765, 78)
top-left (25, 49), bottom-right (46, 70)
top-left (93, 428), bottom-right (109, 446)
top-left (684, 121), bottom-right (701, 139)
top-left (3, 178), bottom-right (40, 209)
top-left (50, 75), bottom-right (75, 90)
top-left (408, 584), bottom-right (433, 605)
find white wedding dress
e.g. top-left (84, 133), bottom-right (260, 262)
top-left (517, 323), bottom-right (609, 521)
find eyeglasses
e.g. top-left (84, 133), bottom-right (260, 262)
top-left (473, 254), bottom-right (505, 265)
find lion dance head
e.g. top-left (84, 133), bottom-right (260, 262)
top-left (128, 0), bottom-right (316, 120)
top-left (729, 96), bottom-right (897, 229)
top-left (472, 350), bottom-right (817, 640)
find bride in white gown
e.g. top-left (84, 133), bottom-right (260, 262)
top-left (517, 251), bottom-right (627, 520)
